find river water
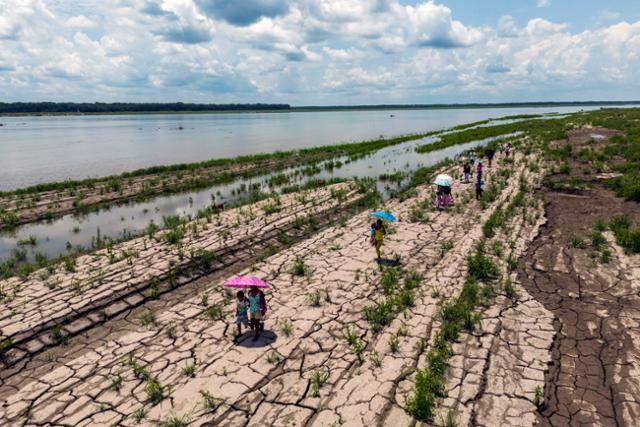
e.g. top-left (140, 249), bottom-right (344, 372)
top-left (0, 106), bottom-right (610, 191)
top-left (0, 105), bottom-right (624, 262)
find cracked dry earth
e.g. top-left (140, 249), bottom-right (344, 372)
top-left (0, 148), bottom-right (596, 427)
top-left (519, 187), bottom-right (640, 427)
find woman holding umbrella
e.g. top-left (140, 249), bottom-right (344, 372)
top-left (370, 211), bottom-right (396, 260)
top-left (223, 276), bottom-right (269, 342)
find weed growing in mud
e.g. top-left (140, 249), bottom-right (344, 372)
top-left (369, 351), bottom-right (382, 368)
top-left (467, 249), bottom-right (500, 282)
top-left (63, 256), bottom-right (76, 272)
top-left (534, 385), bottom-right (543, 408)
top-left (266, 351), bottom-right (280, 364)
top-left (310, 370), bottom-right (330, 397)
top-left (570, 236), bottom-right (587, 249)
top-left (111, 375), bottom-right (123, 392)
top-left (291, 257), bottom-right (308, 276)
top-left (491, 240), bottom-right (504, 257)
top-left (132, 407), bottom-right (147, 422)
top-left (51, 324), bottom-right (68, 345)
top-left (280, 319), bottom-right (294, 337)
top-left (600, 248), bottom-right (612, 264)
top-left (161, 412), bottom-right (191, 427)
top-left (590, 231), bottom-right (606, 250)
top-left (506, 254), bottom-right (518, 272)
top-left (593, 219), bottom-right (607, 232)
top-left (165, 321), bottom-right (177, 339)
top-left (504, 278), bottom-right (516, 299)
top-left (439, 240), bottom-right (454, 258)
top-left (0, 338), bottom-right (13, 357)
top-left (440, 409), bottom-right (459, 427)
top-left (182, 363), bottom-right (196, 377)
top-left (388, 334), bottom-right (400, 353)
top-left (127, 355), bottom-right (150, 380)
top-left (144, 376), bottom-right (167, 405)
top-left (343, 326), bottom-right (364, 362)
top-left (609, 215), bottom-right (640, 254)
top-left (200, 390), bottom-right (222, 411)
top-left (203, 304), bottom-right (223, 320)
top-left (139, 310), bottom-right (157, 328)
top-left (277, 230), bottom-right (291, 245)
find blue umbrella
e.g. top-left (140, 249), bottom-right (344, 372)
top-left (371, 211), bottom-right (397, 221)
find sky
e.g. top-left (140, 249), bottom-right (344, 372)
top-left (0, 0), bottom-right (639, 105)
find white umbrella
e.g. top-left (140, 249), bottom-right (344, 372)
top-left (433, 174), bottom-right (453, 187)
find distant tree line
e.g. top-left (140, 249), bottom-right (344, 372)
top-left (0, 102), bottom-right (291, 114)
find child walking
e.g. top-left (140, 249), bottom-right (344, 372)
top-left (235, 291), bottom-right (249, 339)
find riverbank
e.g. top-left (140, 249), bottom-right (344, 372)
top-left (1, 109), bottom-right (639, 426)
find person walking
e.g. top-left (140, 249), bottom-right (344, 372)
top-left (463, 161), bottom-right (471, 183)
top-left (248, 286), bottom-right (266, 341)
top-left (485, 148), bottom-right (495, 167)
top-left (373, 219), bottom-right (386, 260)
top-left (475, 178), bottom-right (484, 200)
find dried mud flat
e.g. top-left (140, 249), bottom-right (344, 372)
top-left (0, 130), bottom-right (638, 427)
top-left (519, 128), bottom-right (640, 427)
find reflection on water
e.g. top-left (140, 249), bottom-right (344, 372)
top-left (0, 133), bottom-right (499, 261)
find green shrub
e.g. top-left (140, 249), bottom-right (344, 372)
top-left (291, 257), bottom-right (308, 276)
top-left (467, 251), bottom-right (500, 282)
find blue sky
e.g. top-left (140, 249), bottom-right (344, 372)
top-left (0, 0), bottom-right (638, 105)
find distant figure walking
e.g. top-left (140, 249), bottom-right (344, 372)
top-left (469, 150), bottom-right (476, 168)
top-left (505, 142), bottom-right (512, 157)
top-left (485, 148), bottom-right (495, 167)
top-left (463, 161), bottom-right (471, 183)
top-left (373, 219), bottom-right (386, 260)
top-left (476, 179), bottom-right (484, 200)
top-left (476, 160), bottom-right (483, 183)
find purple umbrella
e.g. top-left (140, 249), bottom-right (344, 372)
top-left (222, 275), bottom-right (270, 289)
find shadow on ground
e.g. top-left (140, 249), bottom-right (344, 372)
top-left (235, 330), bottom-right (278, 348)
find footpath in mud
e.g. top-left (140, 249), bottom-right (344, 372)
top-left (518, 128), bottom-right (640, 426)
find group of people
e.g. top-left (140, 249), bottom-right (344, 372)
top-left (235, 287), bottom-right (267, 341)
top-left (460, 141), bottom-right (512, 200)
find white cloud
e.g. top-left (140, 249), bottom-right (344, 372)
top-left (537, 0), bottom-right (550, 8)
top-left (0, 0), bottom-right (637, 103)
top-left (63, 15), bottom-right (95, 28)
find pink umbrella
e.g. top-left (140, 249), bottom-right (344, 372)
top-left (222, 275), bottom-right (269, 289)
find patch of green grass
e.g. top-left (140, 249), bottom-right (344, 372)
top-left (291, 257), bottom-right (308, 276)
top-left (467, 249), bottom-right (500, 283)
top-left (139, 310), bottom-right (157, 328)
top-left (266, 350), bottom-right (280, 364)
top-left (132, 407), bottom-right (147, 423)
top-left (51, 324), bottom-right (68, 345)
top-left (570, 236), bottom-right (587, 249)
top-left (144, 376), bottom-right (166, 405)
top-left (200, 390), bottom-right (222, 411)
top-left (310, 370), bottom-right (330, 398)
top-left (111, 375), bottom-right (123, 392)
top-left (534, 385), bottom-right (543, 408)
top-left (160, 412), bottom-right (191, 427)
top-left (280, 319), bottom-right (294, 337)
top-left (182, 363), bottom-right (196, 377)
top-left (388, 334), bottom-right (400, 353)
top-left (504, 278), bottom-right (516, 299)
top-left (439, 240), bottom-right (454, 258)
top-left (203, 304), bottom-right (223, 320)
